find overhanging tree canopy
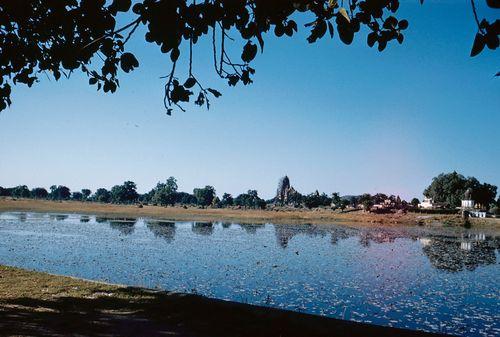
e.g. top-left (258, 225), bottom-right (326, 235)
top-left (0, 0), bottom-right (498, 113)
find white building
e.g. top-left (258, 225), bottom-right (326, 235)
top-left (419, 197), bottom-right (434, 209)
top-left (461, 199), bottom-right (475, 208)
top-left (468, 210), bottom-right (487, 218)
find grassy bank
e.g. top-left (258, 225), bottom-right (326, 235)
top-left (0, 197), bottom-right (499, 228)
top-left (0, 265), bottom-right (452, 337)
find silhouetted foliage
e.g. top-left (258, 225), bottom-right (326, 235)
top-left (49, 185), bottom-right (71, 200)
top-left (193, 185), bottom-right (216, 206)
top-left (358, 193), bottom-right (373, 210)
top-left (0, 1), bottom-right (497, 113)
top-left (372, 193), bottom-right (388, 204)
top-left (150, 176), bottom-right (179, 206)
top-left (411, 197), bottom-right (420, 207)
top-left (303, 191), bottom-right (331, 209)
top-left (29, 187), bottom-right (48, 199)
top-left (81, 189), bottom-right (92, 200)
top-left (234, 190), bottom-right (266, 209)
top-left (221, 193), bottom-right (234, 207)
top-left (110, 181), bottom-right (139, 204)
top-left (93, 188), bottom-right (112, 203)
top-left (10, 185), bottom-right (30, 198)
top-left (72, 191), bottom-right (84, 201)
top-left (331, 192), bottom-right (341, 209)
top-left (174, 191), bottom-right (198, 205)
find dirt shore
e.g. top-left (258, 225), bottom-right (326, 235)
top-left (0, 197), bottom-right (499, 228)
top-left (0, 265), bottom-right (453, 337)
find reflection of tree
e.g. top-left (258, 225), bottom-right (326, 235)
top-left (54, 214), bottom-right (68, 221)
top-left (95, 217), bottom-right (109, 223)
top-left (421, 235), bottom-right (498, 272)
top-left (329, 227), bottom-right (353, 245)
top-left (273, 224), bottom-right (355, 249)
top-left (191, 222), bottom-right (214, 236)
top-left (239, 223), bottom-right (265, 235)
top-left (109, 218), bottom-right (137, 235)
top-left (146, 221), bottom-right (176, 243)
top-left (80, 215), bottom-right (90, 223)
top-left (358, 228), bottom-right (417, 247)
top-left (220, 222), bottom-right (232, 229)
top-left (17, 213), bottom-right (27, 222)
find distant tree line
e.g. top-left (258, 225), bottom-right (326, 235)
top-left (0, 178), bottom-right (268, 210)
top-left (1, 171), bottom-right (498, 213)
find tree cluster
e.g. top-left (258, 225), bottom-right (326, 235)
top-left (423, 172), bottom-right (498, 209)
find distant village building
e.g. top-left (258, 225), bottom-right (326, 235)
top-left (461, 188), bottom-right (475, 208)
top-left (419, 197), bottom-right (435, 209)
top-left (372, 198), bottom-right (395, 211)
top-left (461, 188), bottom-right (487, 218)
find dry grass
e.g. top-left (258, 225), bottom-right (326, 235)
top-left (0, 197), bottom-right (499, 229)
top-left (0, 265), bottom-right (450, 337)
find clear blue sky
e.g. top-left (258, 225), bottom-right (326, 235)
top-left (0, 1), bottom-right (498, 200)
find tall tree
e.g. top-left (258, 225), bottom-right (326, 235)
top-left (331, 192), bottom-right (341, 208)
top-left (30, 187), bottom-right (49, 199)
top-left (81, 189), bottom-right (92, 200)
top-left (221, 193), bottom-right (234, 207)
top-left (49, 185), bottom-right (71, 200)
top-left (234, 190), bottom-right (266, 209)
top-left (93, 188), bottom-right (112, 203)
top-left (110, 181), bottom-right (139, 204)
top-left (72, 191), bottom-right (84, 201)
top-left (193, 185), bottom-right (216, 206)
top-left (151, 176), bottom-right (179, 206)
top-left (11, 185), bottom-right (30, 198)
top-left (423, 172), bottom-right (497, 208)
top-left (0, 1), bottom-right (497, 113)
top-left (358, 193), bottom-right (373, 210)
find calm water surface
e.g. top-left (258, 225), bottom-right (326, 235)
top-left (0, 212), bottom-right (498, 337)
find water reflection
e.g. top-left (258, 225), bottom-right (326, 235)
top-left (221, 222), bottom-right (232, 229)
top-left (239, 223), bottom-right (265, 234)
top-left (273, 224), bottom-right (354, 248)
top-left (17, 213), bottom-right (27, 222)
top-left (358, 228), bottom-right (418, 247)
top-left (95, 217), bottom-right (109, 223)
top-left (0, 212), bottom-right (499, 337)
top-left (191, 222), bottom-right (214, 236)
top-left (49, 214), bottom-right (68, 221)
top-left (108, 218), bottom-right (137, 235)
top-left (80, 215), bottom-right (90, 223)
top-left (146, 220), bottom-right (176, 243)
top-left (420, 234), bottom-right (498, 272)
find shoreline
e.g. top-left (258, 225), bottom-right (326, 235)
top-left (1, 197), bottom-right (499, 229)
top-left (0, 265), bottom-right (451, 337)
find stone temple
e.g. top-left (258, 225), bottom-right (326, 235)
top-left (275, 175), bottom-right (298, 205)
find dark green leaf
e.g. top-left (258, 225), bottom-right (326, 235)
top-left (241, 41), bottom-right (258, 63)
top-left (470, 33), bottom-right (485, 57)
top-left (207, 88), bottom-right (222, 98)
top-left (184, 77), bottom-right (197, 88)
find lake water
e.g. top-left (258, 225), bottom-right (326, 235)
top-left (0, 212), bottom-right (498, 337)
